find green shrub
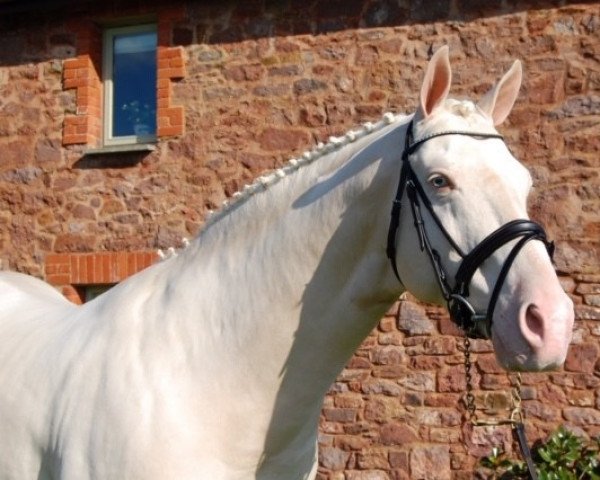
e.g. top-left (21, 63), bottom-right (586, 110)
top-left (478, 426), bottom-right (600, 479)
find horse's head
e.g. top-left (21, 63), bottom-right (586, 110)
top-left (393, 46), bottom-right (574, 371)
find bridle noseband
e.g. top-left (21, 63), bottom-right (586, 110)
top-left (386, 121), bottom-right (555, 339)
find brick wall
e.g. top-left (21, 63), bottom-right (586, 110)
top-left (0, 1), bottom-right (598, 478)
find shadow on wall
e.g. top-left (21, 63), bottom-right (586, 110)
top-left (0, 0), bottom-right (583, 67)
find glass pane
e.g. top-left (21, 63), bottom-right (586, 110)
top-left (112, 30), bottom-right (157, 137)
top-left (84, 284), bottom-right (114, 302)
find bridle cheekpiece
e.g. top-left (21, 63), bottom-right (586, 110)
top-left (386, 121), bottom-right (555, 339)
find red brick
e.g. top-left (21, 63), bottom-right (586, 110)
top-left (78, 255), bottom-right (88, 284)
top-left (63, 57), bottom-right (88, 69)
top-left (166, 107), bottom-right (184, 126)
top-left (63, 68), bottom-right (76, 80)
top-left (63, 124), bottom-right (77, 136)
top-left (44, 264), bottom-right (60, 275)
top-left (46, 253), bottom-right (71, 266)
top-left (93, 254), bottom-right (103, 284)
top-left (169, 67), bottom-right (186, 79)
top-left (169, 56), bottom-right (184, 68)
top-left (148, 252), bottom-right (159, 265)
top-left (116, 252), bottom-right (128, 280)
top-left (158, 125), bottom-right (184, 137)
top-left (127, 253), bottom-right (137, 277)
top-left (101, 254), bottom-right (111, 283)
top-left (70, 255), bottom-right (79, 283)
top-left (155, 71), bottom-right (171, 85)
top-left (64, 77), bottom-right (89, 89)
top-left (47, 273), bottom-right (71, 285)
top-left (64, 115), bottom-right (87, 126)
top-left (62, 133), bottom-right (88, 145)
top-left (157, 116), bottom-right (170, 128)
top-left (157, 85), bottom-right (170, 97)
top-left (86, 255), bottom-right (94, 283)
top-left (164, 47), bottom-right (183, 59)
top-left (62, 285), bottom-right (83, 305)
top-left (76, 68), bottom-right (90, 79)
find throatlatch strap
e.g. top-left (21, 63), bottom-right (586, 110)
top-left (386, 162), bottom-right (409, 282)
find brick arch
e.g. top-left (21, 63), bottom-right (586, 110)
top-left (45, 251), bottom-right (158, 304)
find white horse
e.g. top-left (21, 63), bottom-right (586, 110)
top-left (0, 47), bottom-right (573, 479)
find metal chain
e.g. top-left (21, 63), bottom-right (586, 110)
top-left (509, 372), bottom-right (524, 423)
top-left (462, 336), bottom-right (524, 426)
top-left (462, 339), bottom-right (537, 479)
top-left (462, 336), bottom-right (477, 422)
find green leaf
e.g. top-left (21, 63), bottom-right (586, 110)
top-left (478, 425), bottom-right (600, 479)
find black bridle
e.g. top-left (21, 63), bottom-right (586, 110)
top-left (386, 121), bottom-right (555, 339)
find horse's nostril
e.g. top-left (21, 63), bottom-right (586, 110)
top-left (524, 304), bottom-right (545, 341)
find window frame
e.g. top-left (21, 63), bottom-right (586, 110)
top-left (102, 23), bottom-right (158, 147)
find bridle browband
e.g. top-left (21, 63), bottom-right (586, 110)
top-left (386, 121), bottom-right (555, 339)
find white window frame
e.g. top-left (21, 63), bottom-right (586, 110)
top-left (102, 24), bottom-right (157, 146)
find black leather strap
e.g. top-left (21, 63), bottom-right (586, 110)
top-left (514, 422), bottom-right (539, 480)
top-left (454, 220), bottom-right (552, 297)
top-left (449, 227), bottom-right (553, 339)
top-left (386, 162), bottom-right (409, 283)
top-left (486, 230), bottom-right (553, 328)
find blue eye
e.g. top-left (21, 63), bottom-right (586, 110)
top-left (429, 174), bottom-right (449, 189)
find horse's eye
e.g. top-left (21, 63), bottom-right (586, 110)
top-left (429, 174), bottom-right (450, 189)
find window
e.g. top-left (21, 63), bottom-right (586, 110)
top-left (82, 284), bottom-right (115, 302)
top-left (103, 24), bottom-right (157, 146)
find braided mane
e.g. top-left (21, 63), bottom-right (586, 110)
top-left (158, 112), bottom-right (408, 259)
top-left (203, 112), bottom-right (406, 229)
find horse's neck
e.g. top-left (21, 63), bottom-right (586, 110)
top-left (172, 120), bottom-right (405, 362)
top-left (152, 118), bottom-right (407, 462)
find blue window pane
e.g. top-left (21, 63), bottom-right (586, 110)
top-left (112, 31), bottom-right (157, 137)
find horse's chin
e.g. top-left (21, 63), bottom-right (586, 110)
top-left (496, 354), bottom-right (565, 372)
top-left (492, 331), bottom-right (567, 372)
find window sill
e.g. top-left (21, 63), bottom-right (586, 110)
top-left (84, 143), bottom-right (157, 155)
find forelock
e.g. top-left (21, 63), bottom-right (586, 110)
top-left (433, 98), bottom-right (495, 131)
top-left (445, 99), bottom-right (477, 118)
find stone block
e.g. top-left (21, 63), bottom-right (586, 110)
top-left (319, 446), bottom-right (350, 471)
top-left (564, 343), bottom-right (599, 373)
top-left (409, 444), bottom-right (451, 480)
top-left (398, 301), bottom-right (436, 336)
top-left (563, 407), bottom-right (600, 426)
top-left (257, 127), bottom-right (310, 152)
top-left (379, 423), bottom-right (418, 445)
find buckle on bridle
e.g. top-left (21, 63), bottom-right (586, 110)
top-left (448, 294), bottom-right (491, 339)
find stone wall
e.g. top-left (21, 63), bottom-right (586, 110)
top-left (0, 1), bottom-right (598, 478)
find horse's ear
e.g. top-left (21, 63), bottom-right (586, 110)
top-left (477, 60), bottom-right (522, 125)
top-left (418, 45), bottom-right (452, 119)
